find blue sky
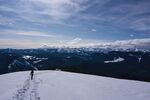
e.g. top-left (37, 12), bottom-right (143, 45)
top-left (0, 0), bottom-right (150, 48)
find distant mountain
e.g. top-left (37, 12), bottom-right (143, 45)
top-left (0, 48), bottom-right (150, 82)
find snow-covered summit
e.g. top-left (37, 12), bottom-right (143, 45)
top-left (0, 71), bottom-right (150, 100)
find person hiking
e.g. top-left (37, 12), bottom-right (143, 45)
top-left (30, 69), bottom-right (34, 80)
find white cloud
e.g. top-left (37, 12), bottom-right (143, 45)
top-left (108, 1), bottom-right (150, 32)
top-left (1, 0), bottom-right (150, 33)
top-left (63, 38), bottom-right (150, 49)
top-left (130, 34), bottom-right (134, 37)
top-left (33, 0), bottom-right (76, 20)
top-left (0, 0), bottom-right (88, 25)
top-left (67, 38), bottom-right (82, 45)
top-left (130, 18), bottom-right (150, 31)
top-left (0, 15), bottom-right (15, 26)
top-left (58, 38), bottom-right (150, 50)
top-left (0, 36), bottom-right (150, 49)
top-left (91, 29), bottom-right (97, 32)
top-left (0, 30), bottom-right (57, 37)
top-left (19, 0), bottom-right (86, 22)
top-left (15, 31), bottom-right (56, 37)
top-left (90, 38), bottom-right (150, 50)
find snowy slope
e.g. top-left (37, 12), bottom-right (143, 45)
top-left (0, 71), bottom-right (150, 100)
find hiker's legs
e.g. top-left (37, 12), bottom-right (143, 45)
top-left (31, 74), bottom-right (33, 80)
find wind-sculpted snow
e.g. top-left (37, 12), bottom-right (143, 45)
top-left (0, 71), bottom-right (150, 100)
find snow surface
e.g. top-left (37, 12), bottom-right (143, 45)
top-left (22, 55), bottom-right (33, 60)
top-left (104, 57), bottom-right (125, 63)
top-left (0, 71), bottom-right (150, 100)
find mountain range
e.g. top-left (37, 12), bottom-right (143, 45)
top-left (0, 47), bottom-right (150, 82)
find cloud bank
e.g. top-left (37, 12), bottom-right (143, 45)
top-left (83, 38), bottom-right (150, 50)
top-left (0, 36), bottom-right (150, 49)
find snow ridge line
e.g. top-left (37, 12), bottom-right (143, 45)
top-left (12, 74), bottom-right (41, 100)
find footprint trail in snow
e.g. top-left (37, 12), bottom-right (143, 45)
top-left (12, 74), bottom-right (41, 100)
